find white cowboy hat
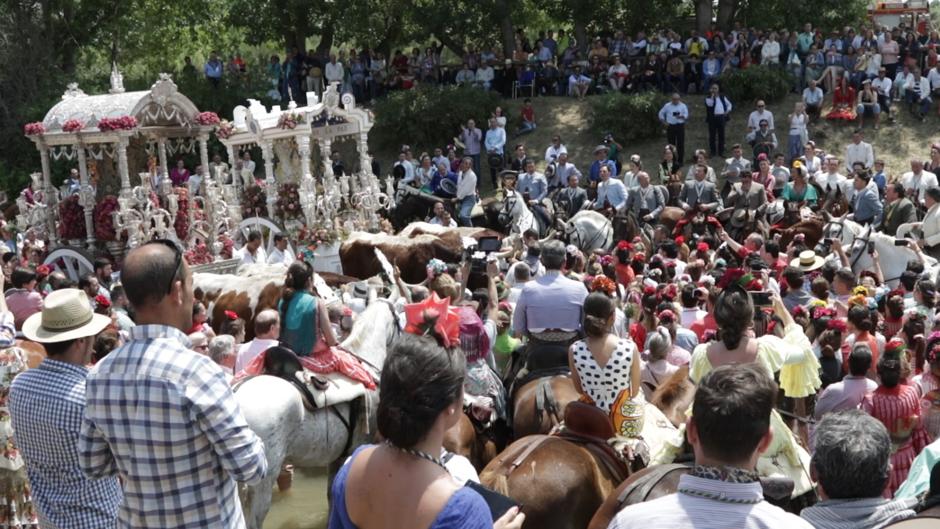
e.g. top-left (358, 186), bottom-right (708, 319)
top-left (790, 250), bottom-right (825, 272)
top-left (22, 288), bottom-right (111, 344)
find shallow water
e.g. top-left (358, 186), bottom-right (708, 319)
top-left (264, 467), bottom-right (330, 529)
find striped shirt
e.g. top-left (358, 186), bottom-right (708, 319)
top-left (79, 324), bottom-right (268, 529)
top-left (609, 475), bottom-right (814, 529)
top-left (9, 359), bottom-right (123, 528)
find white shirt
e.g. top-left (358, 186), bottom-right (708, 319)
top-left (545, 144), bottom-right (568, 163)
top-left (609, 475), bottom-right (814, 529)
top-left (865, 53), bottom-right (882, 77)
top-left (680, 307), bottom-right (706, 328)
top-left (845, 141), bottom-right (874, 170)
top-left (475, 66), bottom-right (494, 83)
top-left (429, 216), bottom-right (458, 227)
top-left (928, 68), bottom-right (940, 91)
top-left (760, 40), bottom-right (780, 64)
top-left (238, 245), bottom-right (267, 265)
top-left (235, 338), bottom-right (279, 373)
top-left (872, 76), bottom-right (893, 97)
top-left (901, 170), bottom-right (939, 204)
top-left (923, 203), bottom-right (940, 248)
top-left (456, 169), bottom-right (477, 200)
top-left (911, 76), bottom-right (931, 100)
top-left (747, 109), bottom-right (775, 131)
top-left (325, 61), bottom-right (344, 83)
top-left (814, 171), bottom-right (848, 195)
top-left (266, 246), bottom-right (295, 266)
top-left (658, 102), bottom-right (689, 125)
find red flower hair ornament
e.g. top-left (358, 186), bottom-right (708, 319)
top-left (224, 310), bottom-right (239, 321)
top-left (95, 295), bottom-right (111, 309)
top-left (403, 292), bottom-right (461, 348)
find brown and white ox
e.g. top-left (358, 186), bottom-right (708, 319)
top-left (193, 264), bottom-right (357, 340)
top-left (340, 223), bottom-right (502, 284)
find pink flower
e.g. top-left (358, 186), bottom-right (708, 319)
top-left (24, 122), bottom-right (45, 135)
top-left (62, 119), bottom-right (84, 133)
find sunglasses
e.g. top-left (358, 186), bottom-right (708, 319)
top-left (143, 239), bottom-right (183, 295)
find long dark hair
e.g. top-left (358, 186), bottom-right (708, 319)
top-left (714, 286), bottom-right (754, 350)
top-left (583, 292), bottom-right (615, 338)
top-left (281, 261), bottom-right (313, 320)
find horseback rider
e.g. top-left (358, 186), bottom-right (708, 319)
top-left (593, 165), bottom-right (628, 214)
top-left (848, 171), bottom-right (883, 228)
top-left (725, 170), bottom-right (769, 240)
top-left (555, 172), bottom-right (588, 220)
top-left (720, 143), bottom-right (752, 197)
top-left (814, 155), bottom-right (850, 201)
top-left (678, 163), bottom-right (722, 216)
top-left (624, 171), bottom-right (665, 225)
top-left (518, 158), bottom-right (551, 230)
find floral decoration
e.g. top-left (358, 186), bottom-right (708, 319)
top-left (826, 319), bottom-right (847, 333)
top-left (184, 241), bottom-right (213, 265)
top-left (217, 233), bottom-right (235, 259)
top-left (35, 265), bottom-right (51, 279)
top-left (94, 295), bottom-right (111, 309)
top-left (62, 119), bottom-right (85, 133)
top-left (276, 112), bottom-right (305, 130)
top-left (657, 309), bottom-right (677, 324)
top-left (242, 185), bottom-right (267, 218)
top-left (23, 122), bottom-right (45, 136)
top-left (97, 115), bottom-right (138, 132)
top-left (58, 195), bottom-right (87, 240)
top-left (93, 195), bottom-right (120, 241)
top-left (590, 276), bottom-right (617, 296)
top-left (216, 120), bottom-right (235, 139)
top-left (403, 292), bottom-right (461, 348)
top-left (716, 268), bottom-right (763, 291)
top-left (173, 187), bottom-right (190, 240)
top-left (275, 183), bottom-right (302, 220)
top-left (224, 310), bottom-right (239, 320)
top-left (194, 111), bottom-right (221, 126)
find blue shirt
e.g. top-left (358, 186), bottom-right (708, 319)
top-left (588, 159), bottom-right (617, 183)
top-left (518, 171), bottom-right (547, 201)
top-left (596, 178), bottom-right (629, 210)
top-left (513, 270), bottom-right (589, 333)
top-left (873, 170), bottom-right (887, 193)
top-left (80, 324), bottom-right (267, 529)
top-left (9, 359), bottom-right (123, 528)
top-left (658, 102), bottom-right (689, 125)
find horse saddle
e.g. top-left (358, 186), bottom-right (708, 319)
top-left (261, 348), bottom-right (369, 410)
top-left (555, 402), bottom-right (630, 483)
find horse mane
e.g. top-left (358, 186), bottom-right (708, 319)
top-left (341, 300), bottom-right (396, 366)
top-left (650, 366), bottom-right (693, 411)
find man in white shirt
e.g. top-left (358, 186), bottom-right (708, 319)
top-left (814, 156), bottom-right (849, 199)
top-left (594, 165), bottom-right (628, 212)
top-left (905, 67), bottom-right (931, 121)
top-left (608, 365), bottom-right (814, 529)
top-left (722, 144), bottom-right (751, 186)
top-left (266, 233), bottom-right (295, 266)
top-left (746, 100), bottom-right (775, 133)
top-left (238, 229), bottom-right (267, 265)
top-left (324, 54), bottom-right (344, 88)
top-left (658, 93), bottom-right (690, 165)
top-left (235, 309), bottom-right (280, 373)
top-left (872, 67), bottom-right (893, 119)
top-left (428, 201), bottom-right (458, 227)
top-left (455, 157), bottom-right (477, 227)
top-left (802, 80), bottom-right (825, 120)
top-left (845, 130), bottom-right (874, 170)
top-left (544, 135), bottom-right (567, 164)
top-left (238, 151), bottom-right (256, 187)
top-left (900, 159), bottom-right (939, 206)
top-left (475, 63), bottom-right (495, 91)
top-left (928, 64), bottom-right (940, 98)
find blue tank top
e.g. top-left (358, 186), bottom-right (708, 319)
top-left (278, 291), bottom-right (318, 356)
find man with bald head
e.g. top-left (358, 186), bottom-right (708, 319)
top-left (236, 308), bottom-right (281, 372)
top-left (79, 240), bottom-right (268, 528)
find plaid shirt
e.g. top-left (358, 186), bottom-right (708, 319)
top-left (79, 324), bottom-right (267, 529)
top-left (9, 359), bottom-right (123, 528)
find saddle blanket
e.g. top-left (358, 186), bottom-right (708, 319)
top-left (303, 370), bottom-right (371, 408)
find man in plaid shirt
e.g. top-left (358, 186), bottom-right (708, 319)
top-left (79, 241), bottom-right (268, 528)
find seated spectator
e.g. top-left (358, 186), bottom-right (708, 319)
top-left (801, 410), bottom-right (917, 528)
top-left (906, 67), bottom-right (932, 122)
top-left (826, 76), bottom-right (858, 122)
top-left (475, 62), bottom-right (495, 91)
top-left (454, 63), bottom-right (475, 85)
top-left (607, 54), bottom-right (629, 92)
top-left (4, 267), bottom-right (42, 330)
top-left (568, 66), bottom-right (591, 99)
top-left (515, 98), bottom-right (536, 137)
top-left (608, 365), bottom-right (814, 529)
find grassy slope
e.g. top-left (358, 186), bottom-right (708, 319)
top-left (371, 92), bottom-right (940, 195)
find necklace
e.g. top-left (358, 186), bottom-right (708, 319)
top-left (677, 487), bottom-right (763, 505)
top-left (384, 440), bottom-right (448, 471)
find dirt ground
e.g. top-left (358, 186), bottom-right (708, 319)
top-left (371, 92), bottom-right (940, 196)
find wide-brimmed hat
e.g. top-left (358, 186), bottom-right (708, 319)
top-left (22, 288), bottom-right (111, 344)
top-left (790, 250), bottom-right (825, 272)
top-left (593, 144), bottom-right (609, 154)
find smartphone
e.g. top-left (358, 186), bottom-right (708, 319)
top-left (894, 239), bottom-right (909, 246)
top-left (750, 291), bottom-right (773, 307)
top-left (867, 241), bottom-right (875, 254)
top-left (823, 238), bottom-right (833, 245)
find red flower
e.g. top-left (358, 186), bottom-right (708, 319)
top-left (674, 235), bottom-right (685, 246)
top-left (696, 242), bottom-right (709, 253)
top-left (792, 305), bottom-right (806, 318)
top-left (657, 309), bottom-right (676, 323)
top-left (95, 295), bottom-right (111, 308)
top-left (716, 268), bottom-right (747, 289)
top-left (224, 310), bottom-right (239, 321)
top-left (616, 240), bottom-right (633, 251)
top-left (62, 119), bottom-right (84, 133)
top-left (35, 265), bottom-right (51, 278)
top-left (744, 278), bottom-right (763, 291)
top-left (642, 286), bottom-right (657, 297)
top-left (632, 254), bottom-right (646, 263)
top-left (590, 276), bottom-right (617, 296)
top-left (827, 319), bottom-right (847, 333)
top-left (194, 112), bottom-right (221, 126)
top-left (24, 122), bottom-right (45, 135)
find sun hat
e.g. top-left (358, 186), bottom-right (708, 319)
top-left (790, 250), bottom-right (826, 272)
top-left (22, 288), bottom-right (111, 344)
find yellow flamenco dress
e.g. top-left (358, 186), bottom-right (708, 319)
top-left (653, 322), bottom-right (821, 497)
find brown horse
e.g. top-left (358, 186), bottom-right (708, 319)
top-left (480, 433), bottom-right (625, 529)
top-left (776, 218), bottom-right (824, 250)
top-left (443, 411), bottom-right (509, 472)
top-left (512, 375), bottom-right (580, 437)
top-left (587, 464), bottom-right (692, 529)
top-left (16, 339), bottom-right (46, 369)
top-left (658, 206), bottom-right (684, 236)
top-left (647, 366), bottom-right (695, 428)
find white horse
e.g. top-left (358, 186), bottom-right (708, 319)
top-left (236, 298), bottom-right (400, 529)
top-left (497, 189), bottom-right (552, 238)
top-left (821, 215), bottom-right (938, 287)
top-left (565, 210), bottom-right (614, 253)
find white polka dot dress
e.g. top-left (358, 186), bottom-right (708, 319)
top-left (572, 338), bottom-right (636, 414)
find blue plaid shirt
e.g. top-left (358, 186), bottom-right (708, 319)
top-left (9, 359), bottom-right (122, 528)
top-left (79, 324), bottom-right (267, 529)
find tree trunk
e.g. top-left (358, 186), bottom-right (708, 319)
top-left (315, 19), bottom-right (335, 55)
top-left (493, 0), bottom-right (516, 58)
top-left (574, 18), bottom-right (588, 54)
top-left (717, 0), bottom-right (738, 31)
top-left (695, 0), bottom-right (713, 33)
top-left (433, 28), bottom-right (467, 58)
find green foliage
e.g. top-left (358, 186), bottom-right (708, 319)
top-left (371, 86), bottom-right (501, 152)
top-left (734, 0), bottom-right (867, 32)
top-left (589, 91), bottom-right (668, 143)
top-left (718, 66), bottom-right (793, 105)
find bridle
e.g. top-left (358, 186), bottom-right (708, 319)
top-left (823, 218), bottom-right (871, 270)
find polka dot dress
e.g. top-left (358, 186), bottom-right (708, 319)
top-left (572, 338), bottom-right (636, 414)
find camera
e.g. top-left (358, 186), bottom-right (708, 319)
top-left (467, 236), bottom-right (502, 274)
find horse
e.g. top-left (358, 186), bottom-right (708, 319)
top-left (442, 411), bottom-right (510, 472)
top-left (565, 210), bottom-right (613, 253)
top-left (497, 189), bottom-right (553, 239)
top-left (15, 339), bottom-right (46, 369)
top-left (646, 366), bottom-right (695, 429)
top-left (776, 217), bottom-right (824, 250)
top-left (511, 374), bottom-right (580, 437)
top-left (820, 213), bottom-right (937, 287)
top-left (236, 298), bottom-right (400, 529)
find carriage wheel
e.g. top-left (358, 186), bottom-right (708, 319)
top-left (43, 246), bottom-right (96, 282)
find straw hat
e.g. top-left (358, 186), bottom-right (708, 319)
top-left (22, 289), bottom-right (111, 343)
top-left (790, 250), bottom-right (825, 272)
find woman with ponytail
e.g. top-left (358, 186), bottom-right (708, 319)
top-left (279, 261), bottom-right (338, 357)
top-left (843, 304), bottom-right (883, 376)
top-left (568, 292), bottom-right (643, 437)
top-left (913, 332), bottom-right (940, 439)
top-left (680, 268), bottom-right (821, 497)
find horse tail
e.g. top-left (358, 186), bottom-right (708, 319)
top-left (487, 472), bottom-right (511, 497)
